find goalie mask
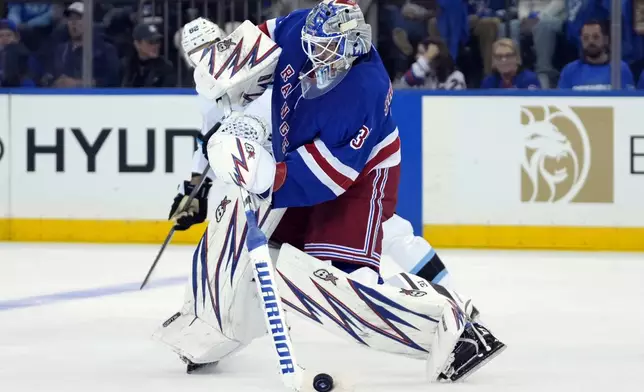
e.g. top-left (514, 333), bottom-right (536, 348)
top-left (300, 0), bottom-right (372, 99)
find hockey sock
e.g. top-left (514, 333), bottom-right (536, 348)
top-left (407, 248), bottom-right (451, 287)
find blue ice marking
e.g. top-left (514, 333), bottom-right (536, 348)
top-left (0, 276), bottom-right (185, 311)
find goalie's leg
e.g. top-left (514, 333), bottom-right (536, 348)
top-left (271, 166), bottom-right (400, 275)
top-left (153, 182), bottom-right (285, 371)
top-left (275, 245), bottom-right (506, 382)
top-left (382, 214), bottom-right (452, 287)
top-left (381, 215), bottom-right (482, 320)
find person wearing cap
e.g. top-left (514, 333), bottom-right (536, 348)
top-left (47, 2), bottom-right (120, 87)
top-left (0, 19), bottom-right (36, 87)
top-left (121, 23), bottom-right (175, 87)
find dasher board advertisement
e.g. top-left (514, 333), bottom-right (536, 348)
top-left (4, 94), bottom-right (207, 242)
top-left (421, 95), bottom-right (644, 250)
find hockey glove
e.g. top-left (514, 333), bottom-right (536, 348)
top-left (169, 178), bottom-right (212, 231)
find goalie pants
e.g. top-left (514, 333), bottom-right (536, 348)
top-left (271, 165), bottom-right (400, 273)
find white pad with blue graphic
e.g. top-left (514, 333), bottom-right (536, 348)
top-left (275, 243), bottom-right (468, 380)
top-left (192, 20), bottom-right (281, 106)
top-left (152, 181), bottom-right (285, 364)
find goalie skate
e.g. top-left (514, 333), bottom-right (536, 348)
top-left (438, 323), bottom-right (506, 382)
top-left (180, 356), bottom-right (219, 374)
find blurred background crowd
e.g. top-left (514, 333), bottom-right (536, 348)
top-left (0, 0), bottom-right (641, 90)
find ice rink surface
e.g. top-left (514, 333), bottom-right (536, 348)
top-left (1, 242), bottom-right (643, 392)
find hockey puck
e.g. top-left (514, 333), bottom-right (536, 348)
top-left (313, 373), bottom-right (334, 392)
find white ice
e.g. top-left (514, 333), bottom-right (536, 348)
top-left (1, 242), bottom-right (643, 391)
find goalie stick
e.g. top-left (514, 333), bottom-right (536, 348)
top-left (239, 187), bottom-right (307, 390)
top-left (139, 164), bottom-right (212, 290)
top-left (240, 189), bottom-right (336, 392)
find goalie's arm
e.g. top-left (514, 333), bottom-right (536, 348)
top-left (271, 128), bottom-right (375, 208)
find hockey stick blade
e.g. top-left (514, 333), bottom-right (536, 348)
top-left (139, 165), bottom-right (211, 290)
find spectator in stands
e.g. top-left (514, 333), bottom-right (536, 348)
top-left (481, 38), bottom-right (540, 88)
top-left (6, 3), bottom-right (53, 28)
top-left (566, 0), bottom-right (608, 52)
top-left (397, 37), bottom-right (466, 89)
top-left (0, 18), bottom-right (35, 87)
top-left (558, 19), bottom-right (634, 89)
top-left (47, 2), bottom-right (120, 88)
top-left (380, 0), bottom-right (436, 79)
top-left (270, 0), bottom-right (321, 17)
top-left (390, 1), bottom-right (436, 57)
top-left (121, 23), bottom-right (175, 88)
top-left (6, 2), bottom-right (55, 50)
top-left (610, 0), bottom-right (644, 77)
top-left (427, 1), bottom-right (469, 60)
top-left (429, 1), bottom-right (508, 77)
top-left (457, 0), bottom-right (507, 76)
top-left (500, 0), bottom-right (566, 88)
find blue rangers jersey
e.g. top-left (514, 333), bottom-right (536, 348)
top-left (258, 10), bottom-right (400, 208)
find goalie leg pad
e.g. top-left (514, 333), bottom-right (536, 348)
top-left (153, 310), bottom-right (246, 364)
top-left (275, 244), bottom-right (465, 361)
top-left (155, 181), bottom-right (286, 363)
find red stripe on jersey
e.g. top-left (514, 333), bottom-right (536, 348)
top-left (304, 143), bottom-right (354, 190)
top-left (258, 22), bottom-right (269, 37)
top-left (364, 137), bottom-right (401, 174)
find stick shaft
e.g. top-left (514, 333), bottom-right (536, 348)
top-left (240, 188), bottom-right (303, 391)
top-left (139, 165), bottom-right (211, 290)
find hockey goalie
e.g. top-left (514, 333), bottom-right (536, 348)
top-left (154, 0), bottom-right (505, 386)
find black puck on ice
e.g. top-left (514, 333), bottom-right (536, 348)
top-left (313, 373), bottom-right (334, 392)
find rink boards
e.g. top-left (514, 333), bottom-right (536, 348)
top-left (0, 89), bottom-right (643, 250)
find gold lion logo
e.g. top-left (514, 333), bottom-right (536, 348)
top-left (521, 106), bottom-right (614, 203)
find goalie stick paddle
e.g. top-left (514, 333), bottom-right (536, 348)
top-left (139, 165), bottom-right (211, 290)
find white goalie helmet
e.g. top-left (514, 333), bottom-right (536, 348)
top-left (181, 17), bottom-right (225, 68)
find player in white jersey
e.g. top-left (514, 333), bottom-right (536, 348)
top-left (156, 14), bottom-right (503, 383)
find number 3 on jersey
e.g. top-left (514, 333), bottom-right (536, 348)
top-left (350, 126), bottom-right (370, 150)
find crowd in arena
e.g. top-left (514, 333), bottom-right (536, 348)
top-left (0, 0), bottom-right (642, 89)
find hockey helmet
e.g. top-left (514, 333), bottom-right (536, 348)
top-left (300, 0), bottom-right (372, 96)
top-left (181, 17), bottom-right (224, 68)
